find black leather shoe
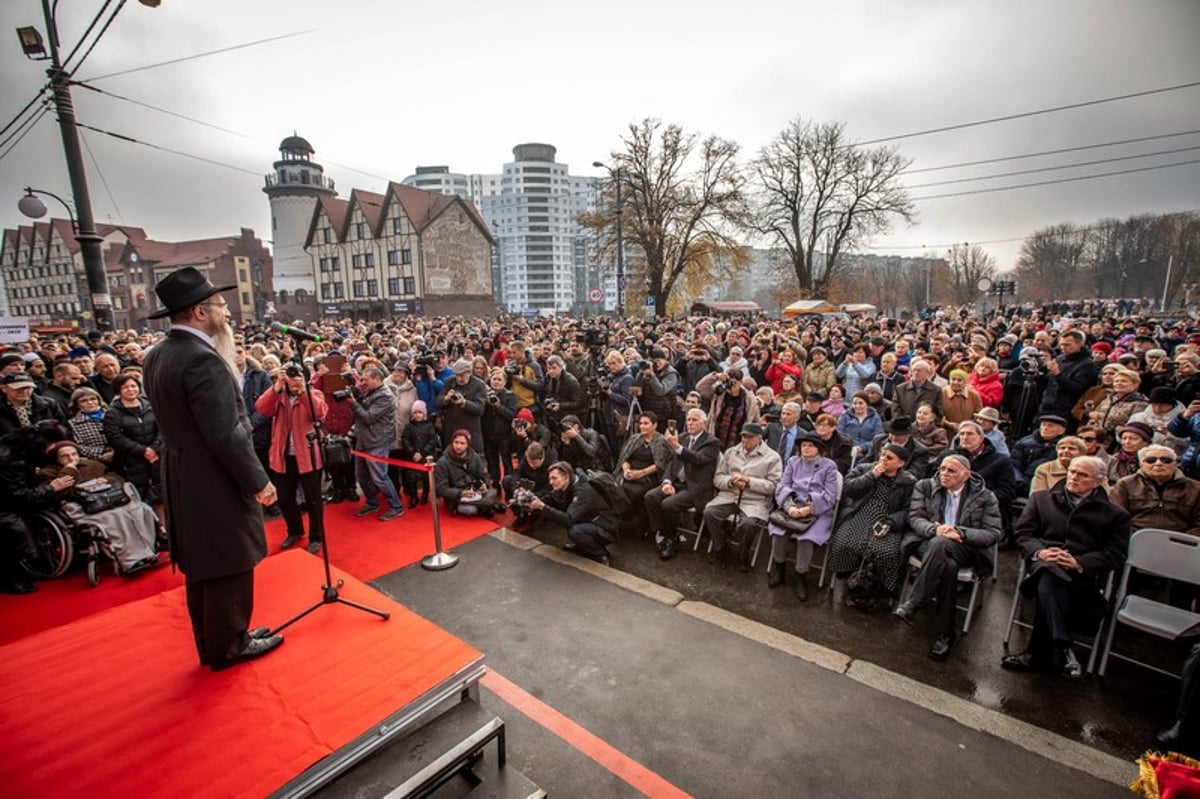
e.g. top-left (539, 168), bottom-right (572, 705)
top-left (280, 534), bottom-right (303, 550)
top-left (707, 547), bottom-right (727, 568)
top-left (210, 635), bottom-right (284, 671)
top-left (892, 602), bottom-right (917, 625)
top-left (248, 626), bottom-right (271, 639)
top-left (407, 496), bottom-right (419, 509)
top-left (793, 572), bottom-right (809, 602)
top-left (660, 538), bottom-right (678, 560)
top-left (1, 580), bottom-right (37, 595)
top-left (1156, 720), bottom-right (1190, 749)
top-left (1056, 646), bottom-right (1083, 679)
top-left (1001, 651), bottom-right (1043, 673)
top-left (305, 540), bottom-right (323, 554)
top-left (929, 634), bottom-right (954, 661)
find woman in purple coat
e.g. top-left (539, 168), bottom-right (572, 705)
top-left (766, 430), bottom-right (840, 601)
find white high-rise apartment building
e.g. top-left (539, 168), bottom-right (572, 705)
top-left (402, 143), bottom-right (600, 314)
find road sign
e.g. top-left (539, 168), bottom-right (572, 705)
top-left (588, 288), bottom-right (603, 303)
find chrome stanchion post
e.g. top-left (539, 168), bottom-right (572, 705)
top-left (421, 466), bottom-right (459, 570)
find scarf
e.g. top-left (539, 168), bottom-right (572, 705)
top-left (10, 400), bottom-right (32, 428)
top-left (84, 409), bottom-right (104, 421)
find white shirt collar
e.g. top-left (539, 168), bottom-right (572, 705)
top-left (171, 323), bottom-right (215, 348)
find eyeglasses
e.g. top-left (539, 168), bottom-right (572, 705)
top-left (201, 300), bottom-right (229, 310)
top-left (1078, 436), bottom-right (1098, 442)
top-left (1143, 456), bottom-right (1176, 464)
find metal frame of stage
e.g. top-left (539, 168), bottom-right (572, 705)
top-left (271, 657), bottom-right (487, 798)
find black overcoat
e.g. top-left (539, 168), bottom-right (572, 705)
top-left (143, 329), bottom-right (270, 581)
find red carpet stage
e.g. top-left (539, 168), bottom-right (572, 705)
top-left (0, 550), bottom-right (484, 799)
top-left (0, 499), bottom-right (497, 646)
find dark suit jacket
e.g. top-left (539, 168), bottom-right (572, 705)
top-left (143, 329), bottom-right (269, 581)
top-left (664, 431), bottom-right (721, 510)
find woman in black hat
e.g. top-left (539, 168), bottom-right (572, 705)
top-left (766, 429), bottom-right (840, 601)
top-left (827, 444), bottom-right (917, 603)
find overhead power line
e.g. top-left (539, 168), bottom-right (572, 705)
top-left (72, 80), bottom-right (256, 140)
top-left (912, 158), bottom-right (1200, 201)
top-left (904, 129), bottom-right (1200, 174)
top-left (85, 30), bottom-right (316, 81)
top-left (64, 0), bottom-right (128, 75)
top-left (855, 80), bottom-right (1200, 147)
top-left (0, 85), bottom-right (51, 140)
top-left (905, 144), bottom-right (1200, 189)
top-left (0, 105), bottom-right (50, 160)
top-left (61, 0), bottom-right (117, 72)
top-left (74, 121), bottom-right (261, 176)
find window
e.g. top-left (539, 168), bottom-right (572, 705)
top-left (403, 276), bottom-right (416, 295)
top-left (279, 290), bottom-right (289, 304)
top-left (242, 291), bottom-right (250, 306)
top-left (333, 283), bottom-right (344, 299)
top-left (352, 280), bottom-right (364, 297)
top-left (355, 222), bottom-right (366, 239)
top-left (387, 277), bottom-right (400, 294)
top-left (239, 269), bottom-right (248, 282)
top-left (330, 256), bottom-right (340, 271)
top-left (392, 218), bottom-right (403, 235)
top-left (322, 228), bottom-right (332, 244)
top-left (366, 279), bottom-right (377, 295)
top-left (387, 250), bottom-right (399, 266)
top-left (401, 248), bottom-right (412, 265)
top-left (321, 284), bottom-right (331, 300)
top-left (352, 254), bottom-right (363, 268)
top-left (364, 253), bottom-right (375, 268)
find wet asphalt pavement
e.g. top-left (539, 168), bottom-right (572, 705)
top-left (511, 518), bottom-right (1184, 763)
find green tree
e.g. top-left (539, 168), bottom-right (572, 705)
top-left (750, 117), bottom-right (914, 298)
top-left (584, 119), bottom-right (749, 317)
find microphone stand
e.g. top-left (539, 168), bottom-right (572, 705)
top-left (270, 340), bottom-right (389, 635)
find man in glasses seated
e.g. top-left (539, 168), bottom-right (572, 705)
top-left (1004, 455), bottom-right (1130, 678)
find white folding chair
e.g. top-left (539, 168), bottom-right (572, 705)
top-left (1097, 529), bottom-right (1200, 679)
top-left (900, 539), bottom-right (999, 635)
top-left (757, 472), bottom-right (843, 580)
top-left (1003, 557), bottom-right (1114, 673)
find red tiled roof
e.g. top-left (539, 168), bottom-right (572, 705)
top-left (385, 182), bottom-right (494, 243)
top-left (306, 196), bottom-right (350, 247)
top-left (349, 189), bottom-right (385, 235)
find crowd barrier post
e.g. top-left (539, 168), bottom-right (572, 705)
top-left (421, 468), bottom-right (459, 571)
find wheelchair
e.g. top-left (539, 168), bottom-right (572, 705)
top-left (20, 485), bottom-right (165, 587)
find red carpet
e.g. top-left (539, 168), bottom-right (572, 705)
top-left (0, 500), bottom-right (497, 646)
top-left (0, 550), bottom-right (483, 799)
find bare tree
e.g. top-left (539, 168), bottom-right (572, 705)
top-left (945, 243), bottom-right (998, 304)
top-left (1014, 224), bottom-right (1090, 301)
top-left (750, 117), bottom-right (915, 297)
top-left (582, 119), bottom-right (749, 316)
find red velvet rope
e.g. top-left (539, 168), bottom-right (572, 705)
top-left (350, 449), bottom-right (435, 473)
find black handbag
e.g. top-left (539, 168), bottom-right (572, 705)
top-left (321, 434), bottom-right (353, 467)
top-left (75, 479), bottom-right (131, 514)
top-left (768, 496), bottom-right (816, 534)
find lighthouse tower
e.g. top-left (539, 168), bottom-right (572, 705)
top-left (262, 133), bottom-right (336, 296)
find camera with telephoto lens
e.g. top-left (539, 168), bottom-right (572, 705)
top-left (332, 388), bottom-right (355, 402)
top-left (486, 389), bottom-right (499, 404)
top-left (446, 390), bottom-right (463, 405)
top-left (511, 479), bottom-right (537, 514)
top-left (505, 363), bottom-right (521, 377)
top-left (712, 373), bottom-right (729, 395)
top-left (284, 364), bottom-right (303, 379)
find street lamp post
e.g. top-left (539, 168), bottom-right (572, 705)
top-left (592, 161), bottom-right (624, 318)
top-left (16, 0), bottom-right (117, 330)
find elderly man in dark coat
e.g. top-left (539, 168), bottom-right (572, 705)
top-left (894, 455), bottom-right (1002, 662)
top-left (1003, 455), bottom-right (1130, 678)
top-left (143, 267), bottom-right (283, 671)
top-left (645, 407), bottom-right (721, 560)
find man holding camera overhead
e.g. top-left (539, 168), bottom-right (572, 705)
top-left (437, 359), bottom-right (487, 453)
top-left (255, 364), bottom-right (328, 552)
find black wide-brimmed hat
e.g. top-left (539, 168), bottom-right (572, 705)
top-left (796, 429), bottom-right (828, 452)
top-left (885, 415), bottom-right (914, 434)
top-left (149, 266), bottom-right (235, 319)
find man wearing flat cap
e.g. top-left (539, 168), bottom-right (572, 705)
top-left (0, 371), bottom-right (64, 436)
top-left (436, 359), bottom-right (487, 453)
top-left (143, 266), bottom-right (284, 671)
top-left (702, 422), bottom-right (783, 569)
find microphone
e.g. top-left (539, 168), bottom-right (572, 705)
top-left (270, 321), bottom-right (324, 343)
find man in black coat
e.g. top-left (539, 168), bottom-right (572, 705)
top-left (861, 415), bottom-right (932, 479)
top-left (646, 407), bottom-right (721, 560)
top-left (1003, 455), bottom-right (1130, 678)
top-left (1037, 330), bottom-right (1098, 429)
top-left (1010, 414), bottom-right (1068, 497)
top-left (436, 360), bottom-right (487, 453)
top-left (933, 421), bottom-right (1016, 508)
top-left (540, 355), bottom-right (586, 433)
top-left (143, 267), bottom-right (282, 671)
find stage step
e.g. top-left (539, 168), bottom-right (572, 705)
top-left (458, 751), bottom-right (546, 799)
top-left (315, 697), bottom-right (526, 799)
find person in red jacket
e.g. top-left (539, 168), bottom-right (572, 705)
top-left (764, 348), bottom-right (803, 395)
top-left (969, 357), bottom-right (1004, 408)
top-left (256, 366), bottom-right (328, 553)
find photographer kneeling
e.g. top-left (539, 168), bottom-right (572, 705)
top-left (435, 429), bottom-right (501, 517)
top-left (526, 462), bottom-right (621, 565)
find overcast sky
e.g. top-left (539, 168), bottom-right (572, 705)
top-left (2, 0), bottom-right (1198, 277)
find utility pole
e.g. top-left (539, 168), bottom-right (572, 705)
top-left (18, 0), bottom-right (115, 330)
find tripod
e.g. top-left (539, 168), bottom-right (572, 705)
top-left (270, 344), bottom-right (389, 635)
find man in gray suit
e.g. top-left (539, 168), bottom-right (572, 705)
top-left (143, 267), bottom-right (283, 671)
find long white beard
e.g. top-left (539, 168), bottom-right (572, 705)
top-left (212, 323), bottom-right (239, 380)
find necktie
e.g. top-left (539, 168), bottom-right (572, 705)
top-left (944, 490), bottom-right (959, 525)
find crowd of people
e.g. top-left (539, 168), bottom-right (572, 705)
top-left (1, 297), bottom-right (1198, 748)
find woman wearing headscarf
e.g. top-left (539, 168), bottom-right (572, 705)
top-left (766, 430), bottom-right (840, 601)
top-left (1108, 421), bottom-right (1153, 484)
top-left (827, 444), bottom-right (917, 600)
top-left (67, 386), bottom-right (113, 463)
